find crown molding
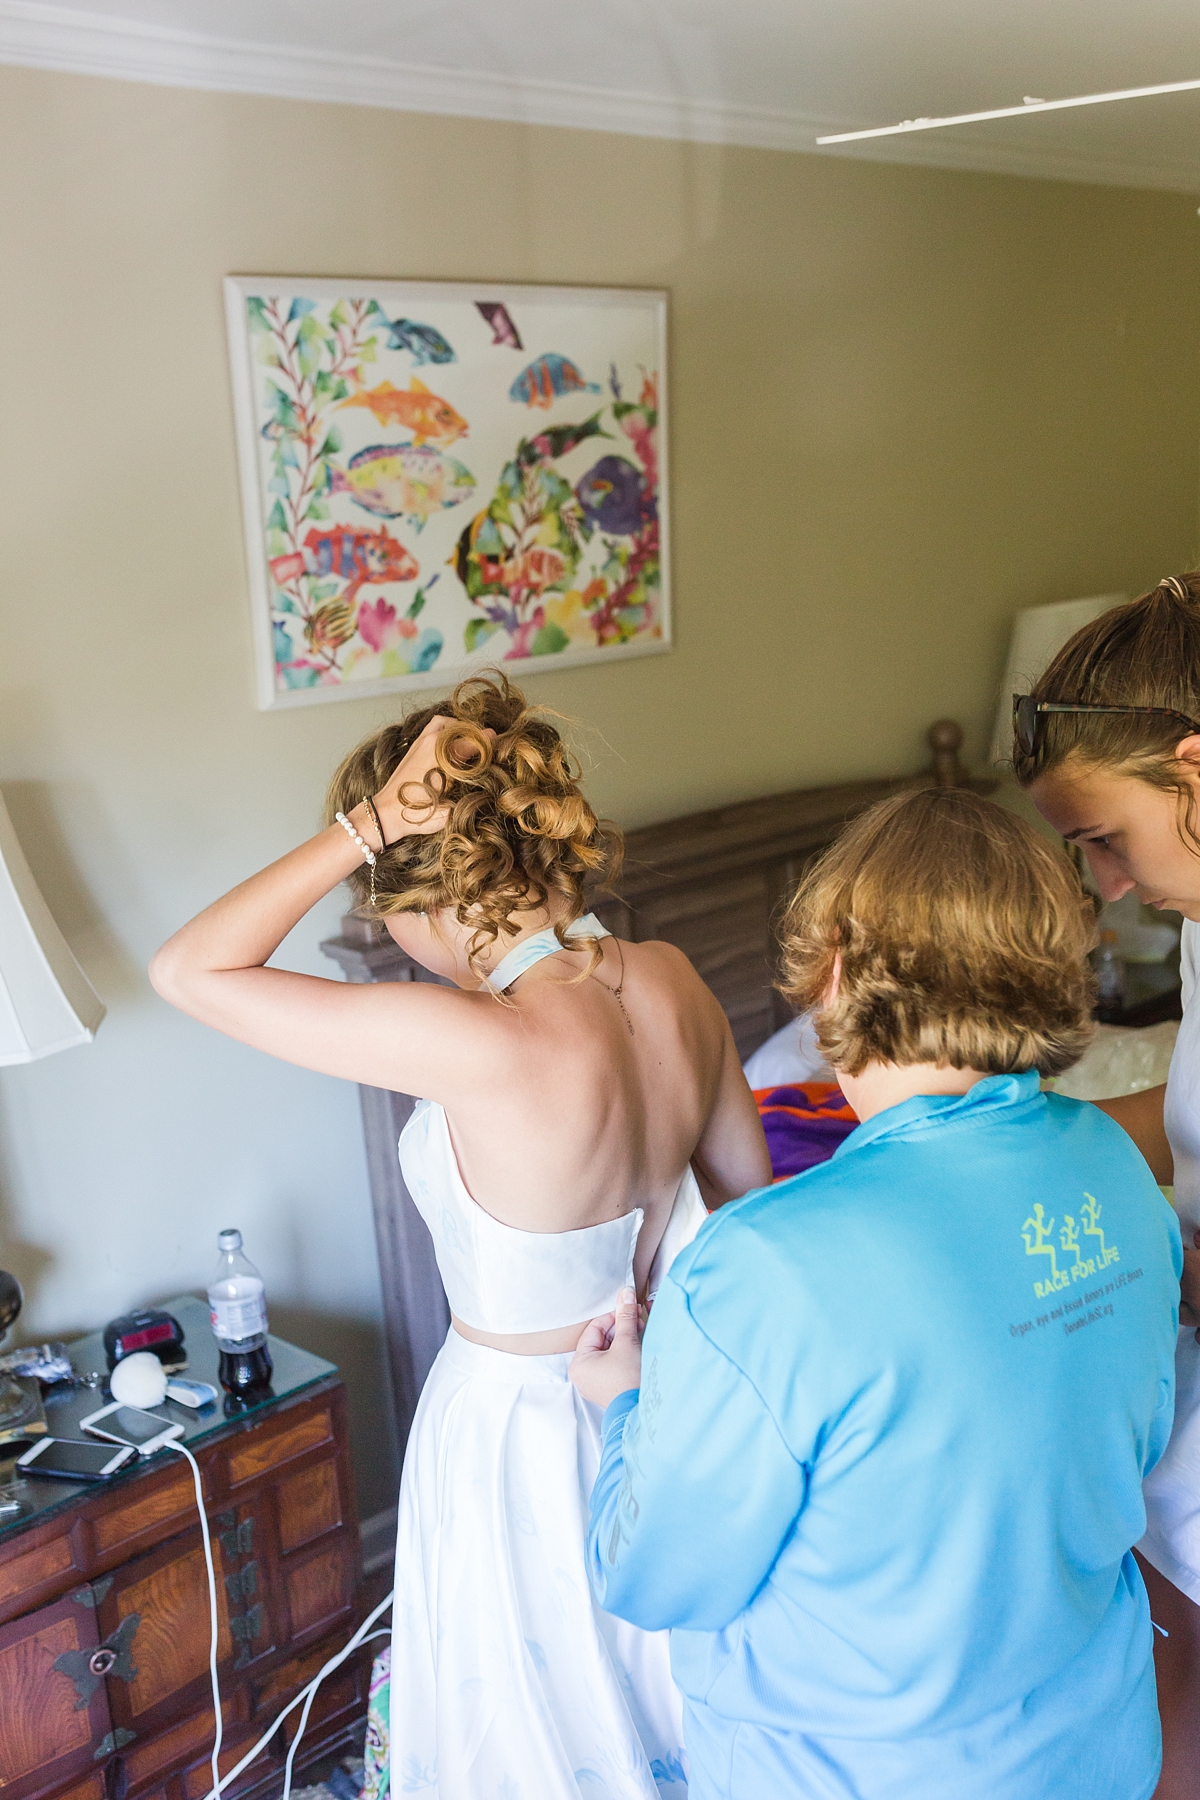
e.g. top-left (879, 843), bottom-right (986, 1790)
top-left (1, 0), bottom-right (1199, 194)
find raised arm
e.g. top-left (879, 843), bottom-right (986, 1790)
top-left (691, 1016), bottom-right (773, 1207)
top-left (149, 719), bottom-right (500, 1099)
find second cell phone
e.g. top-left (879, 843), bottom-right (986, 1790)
top-left (17, 1437), bottom-right (137, 1480)
top-left (80, 1402), bottom-right (185, 1456)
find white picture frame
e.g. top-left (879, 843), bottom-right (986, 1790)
top-left (224, 276), bottom-right (671, 710)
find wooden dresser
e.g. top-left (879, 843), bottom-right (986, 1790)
top-left (0, 1298), bottom-right (366, 1800)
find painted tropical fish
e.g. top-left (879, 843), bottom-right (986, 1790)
top-left (475, 301), bottom-right (523, 350)
top-left (521, 416), bottom-right (609, 464)
top-left (339, 378), bottom-right (468, 447)
top-left (269, 524), bottom-right (418, 608)
top-left (575, 454), bottom-right (654, 536)
top-left (373, 314), bottom-right (456, 365)
top-left (509, 354), bottom-right (600, 410)
top-left (453, 414), bottom-right (607, 647)
top-left (331, 444), bottom-right (475, 530)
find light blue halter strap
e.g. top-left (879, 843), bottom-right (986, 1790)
top-left (485, 912), bottom-right (610, 994)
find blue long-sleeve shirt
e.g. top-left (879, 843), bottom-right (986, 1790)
top-left (588, 1073), bottom-right (1182, 1800)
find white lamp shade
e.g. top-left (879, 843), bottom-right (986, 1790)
top-left (990, 593), bottom-right (1127, 768)
top-left (0, 790), bottom-right (105, 1065)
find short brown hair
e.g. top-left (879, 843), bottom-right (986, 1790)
top-left (325, 672), bottom-right (620, 969)
top-left (778, 787), bottom-right (1095, 1077)
top-left (1011, 574), bottom-right (1200, 850)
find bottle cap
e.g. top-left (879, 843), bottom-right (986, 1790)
top-left (218, 1228), bottom-right (243, 1251)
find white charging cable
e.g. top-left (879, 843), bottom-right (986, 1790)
top-left (280, 1621), bottom-right (393, 1800)
top-left (200, 1593), bottom-right (394, 1800)
top-left (166, 1442), bottom-right (223, 1800)
top-left (164, 1438), bottom-right (393, 1800)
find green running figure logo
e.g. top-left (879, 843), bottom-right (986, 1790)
top-left (1022, 1193), bottom-right (1119, 1299)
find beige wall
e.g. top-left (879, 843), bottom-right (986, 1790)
top-left (1, 63), bottom-right (1198, 1514)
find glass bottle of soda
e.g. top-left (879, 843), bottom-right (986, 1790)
top-left (208, 1228), bottom-right (273, 1398)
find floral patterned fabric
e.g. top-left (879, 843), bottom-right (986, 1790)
top-left (363, 1646), bottom-right (390, 1800)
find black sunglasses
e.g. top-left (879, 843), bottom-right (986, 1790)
top-left (1012, 694), bottom-right (1200, 761)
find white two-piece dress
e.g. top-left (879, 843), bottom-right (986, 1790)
top-left (389, 916), bottom-right (703, 1799)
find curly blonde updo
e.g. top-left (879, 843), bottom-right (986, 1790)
top-left (325, 672), bottom-right (621, 968)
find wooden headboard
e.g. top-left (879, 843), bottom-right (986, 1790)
top-left (321, 720), bottom-right (984, 1446)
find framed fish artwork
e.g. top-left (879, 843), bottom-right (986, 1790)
top-left (223, 277), bottom-right (670, 709)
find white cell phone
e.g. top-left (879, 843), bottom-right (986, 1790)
top-left (80, 1402), bottom-right (185, 1456)
top-left (17, 1436), bottom-right (138, 1480)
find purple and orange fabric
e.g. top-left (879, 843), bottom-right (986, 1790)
top-left (754, 1082), bottom-right (858, 1181)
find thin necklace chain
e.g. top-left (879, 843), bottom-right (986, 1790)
top-left (589, 938), bottom-right (635, 1036)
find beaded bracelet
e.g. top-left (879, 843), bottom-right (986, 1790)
top-left (335, 810), bottom-right (380, 906)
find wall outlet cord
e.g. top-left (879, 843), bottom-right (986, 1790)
top-left (164, 1439), bottom-right (393, 1800)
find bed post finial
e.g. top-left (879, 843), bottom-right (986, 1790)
top-left (928, 720), bottom-right (965, 788)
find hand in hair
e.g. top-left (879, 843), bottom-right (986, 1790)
top-left (374, 716), bottom-right (496, 843)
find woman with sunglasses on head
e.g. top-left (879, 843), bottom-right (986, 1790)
top-left (1014, 575), bottom-right (1200, 1800)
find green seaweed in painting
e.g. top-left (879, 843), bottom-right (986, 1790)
top-left (248, 298), bottom-right (442, 689)
top-left (453, 371), bottom-right (661, 662)
top-left (582, 370), bottom-right (661, 648)
top-left (453, 414), bottom-right (606, 660)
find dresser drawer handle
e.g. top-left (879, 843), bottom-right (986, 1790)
top-left (54, 1613), bottom-right (142, 1709)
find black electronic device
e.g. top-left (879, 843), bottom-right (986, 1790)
top-left (103, 1308), bottom-right (186, 1372)
top-left (16, 1436), bottom-right (137, 1481)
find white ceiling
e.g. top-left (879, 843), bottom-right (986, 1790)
top-left (5, 0), bottom-right (1200, 191)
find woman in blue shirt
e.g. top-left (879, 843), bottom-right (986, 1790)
top-left (572, 785), bottom-right (1181, 1800)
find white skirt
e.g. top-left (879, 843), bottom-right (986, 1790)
top-left (390, 1327), bottom-right (688, 1798)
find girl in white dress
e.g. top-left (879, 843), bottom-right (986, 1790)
top-left (151, 674), bottom-right (771, 1800)
top-left (1013, 575), bottom-right (1200, 1800)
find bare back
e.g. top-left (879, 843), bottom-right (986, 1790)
top-left (434, 934), bottom-right (767, 1349)
top-left (448, 939), bottom-right (731, 1228)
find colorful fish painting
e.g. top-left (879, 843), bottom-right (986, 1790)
top-left (476, 301), bottom-right (523, 350)
top-left (373, 314), bottom-right (456, 365)
top-left (509, 355), bottom-right (600, 410)
top-left (339, 378), bottom-right (469, 447)
top-left (231, 280), bottom-right (668, 704)
top-left (575, 455), bottom-right (654, 536)
top-left (269, 523), bottom-right (418, 608)
top-left (331, 444), bottom-right (476, 530)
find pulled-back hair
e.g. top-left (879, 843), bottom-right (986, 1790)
top-left (1011, 576), bottom-right (1200, 850)
top-left (325, 672), bottom-right (621, 970)
top-left (778, 787), bottom-right (1095, 1078)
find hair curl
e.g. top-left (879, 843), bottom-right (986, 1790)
top-left (325, 672), bottom-right (621, 974)
top-left (778, 787), bottom-right (1096, 1078)
top-left (1011, 574), bottom-right (1200, 852)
